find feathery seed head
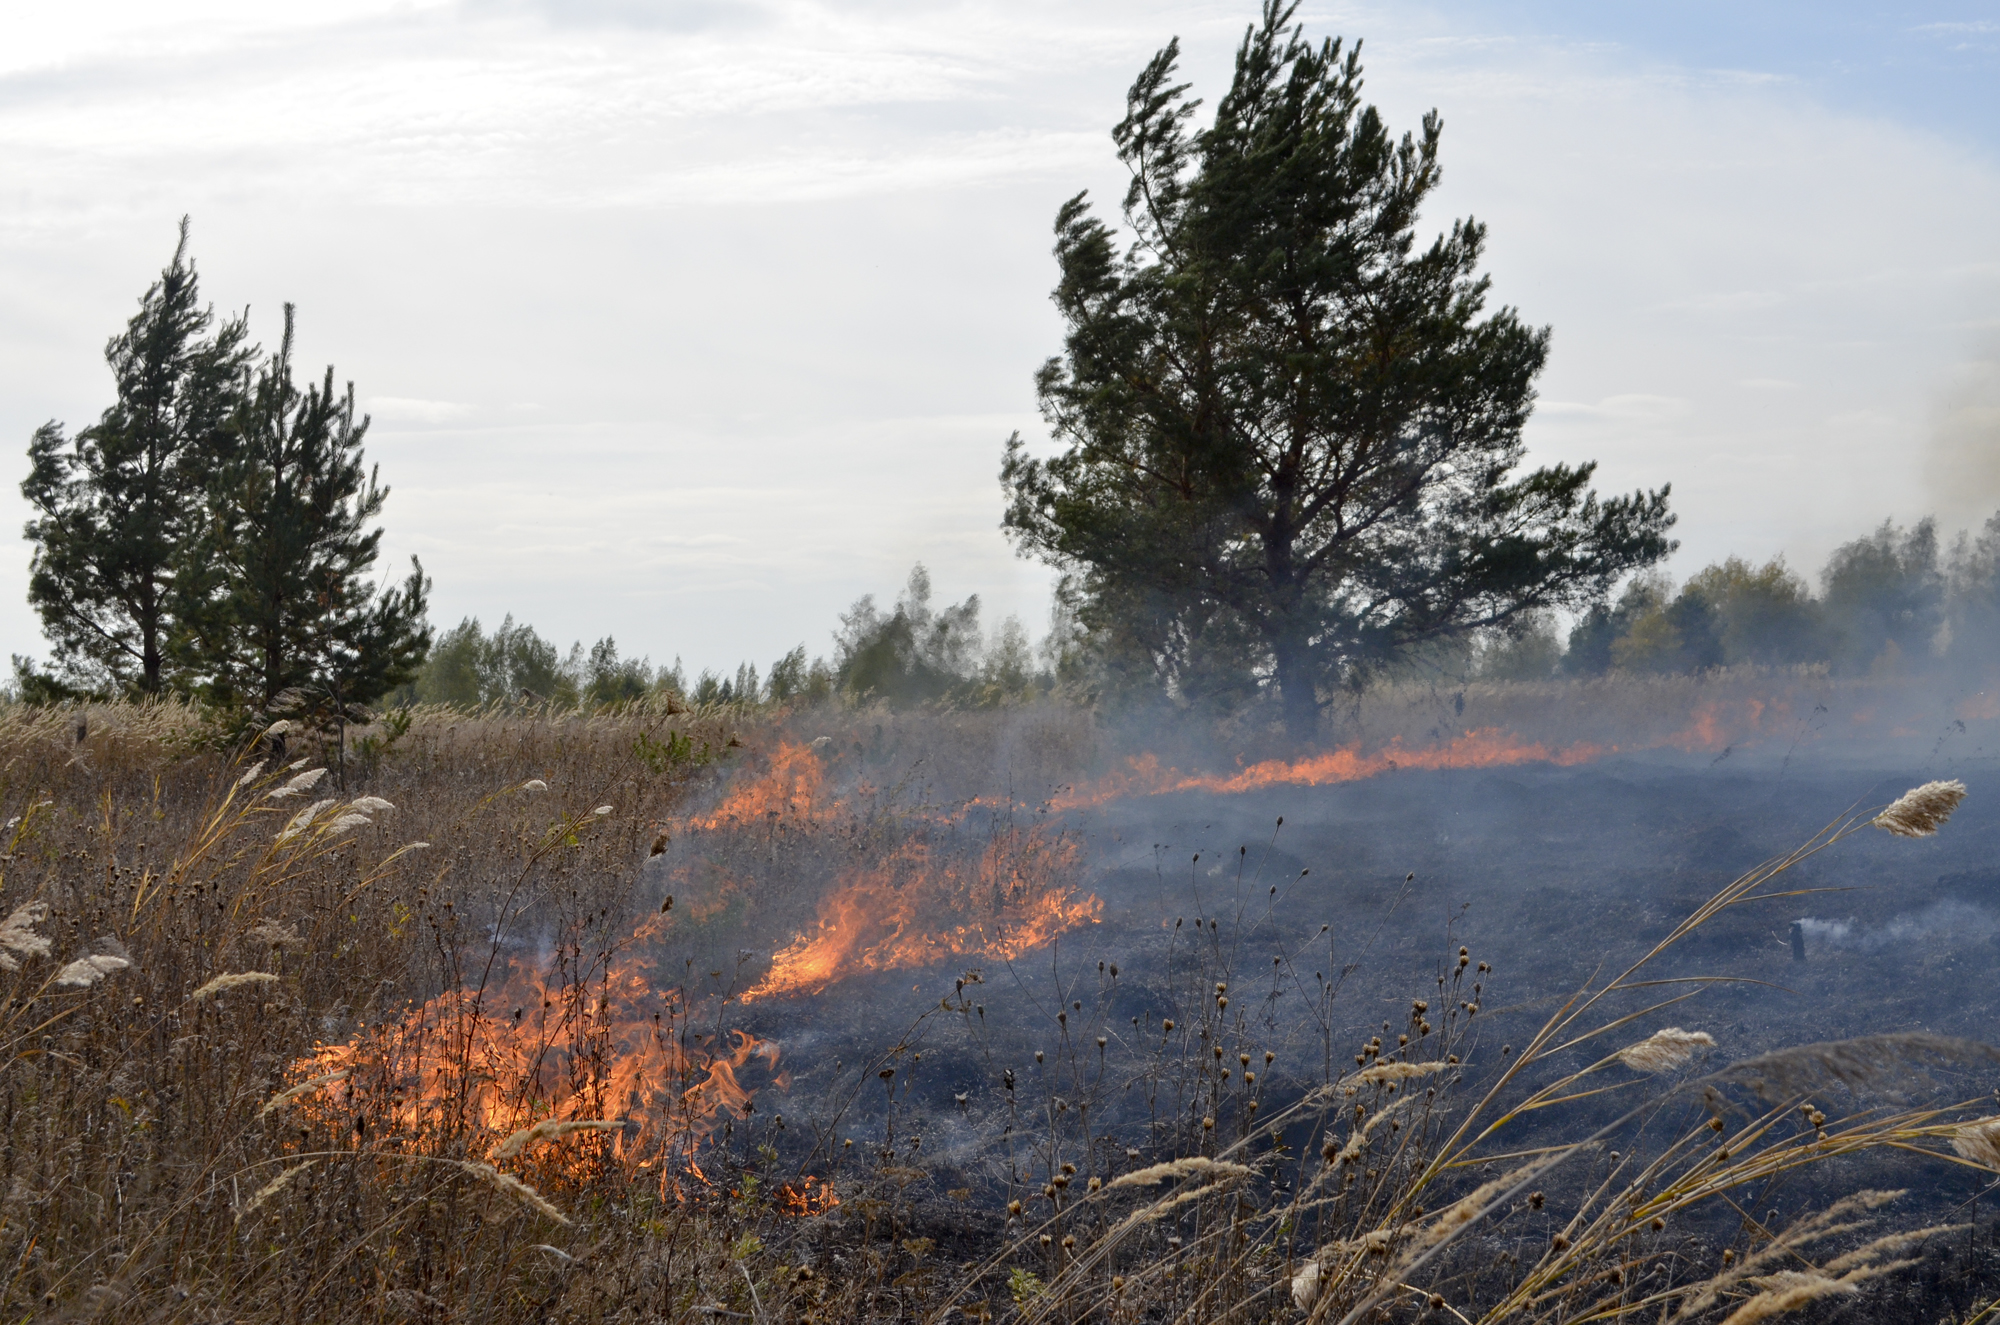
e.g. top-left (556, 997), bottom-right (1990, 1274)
top-left (277, 798), bottom-right (338, 842)
top-left (1290, 1261), bottom-right (1322, 1309)
top-left (1873, 780), bottom-right (1967, 838)
top-left (1616, 1027), bottom-right (1716, 1073)
top-left (247, 918), bottom-right (306, 950)
top-left (258, 1067), bottom-right (351, 1118)
top-left (459, 1161), bottom-right (570, 1225)
top-left (490, 1117), bottom-right (622, 1160)
top-left (1353, 1060), bottom-right (1452, 1085)
top-left (238, 1161), bottom-right (315, 1220)
top-left (0, 901), bottom-right (52, 970)
top-left (55, 953), bottom-right (131, 988)
top-left (193, 971), bottom-right (279, 1001)
top-left (267, 768), bottom-right (328, 801)
top-left (1950, 1117), bottom-right (2000, 1169)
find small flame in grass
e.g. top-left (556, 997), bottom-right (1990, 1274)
top-left (692, 739), bottom-right (826, 827)
top-left (778, 1177), bottom-right (841, 1215)
top-left (742, 827), bottom-right (1100, 1002)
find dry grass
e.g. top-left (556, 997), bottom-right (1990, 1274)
top-left (0, 693), bottom-right (1993, 1323)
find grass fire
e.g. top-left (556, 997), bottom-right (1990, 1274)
top-left (7, 4), bottom-right (2000, 1322)
top-left (4, 674), bottom-right (2000, 1323)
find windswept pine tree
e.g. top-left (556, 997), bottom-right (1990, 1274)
top-left (20, 219), bottom-right (254, 695)
top-left (1002, 4), bottom-right (1676, 737)
top-left (175, 304), bottom-right (430, 712)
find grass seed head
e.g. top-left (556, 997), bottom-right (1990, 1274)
top-left (192, 971), bottom-right (279, 1001)
top-left (1616, 1027), bottom-right (1717, 1073)
top-left (1950, 1117), bottom-right (2000, 1169)
top-left (1873, 780), bottom-right (1967, 838)
top-left (55, 953), bottom-right (131, 988)
top-left (0, 901), bottom-right (52, 970)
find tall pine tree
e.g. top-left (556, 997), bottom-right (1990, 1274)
top-left (177, 304), bottom-right (431, 711)
top-left (21, 219), bottom-right (253, 694)
top-left (1003, 4), bottom-right (1675, 737)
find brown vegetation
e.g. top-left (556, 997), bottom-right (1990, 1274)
top-left (0, 695), bottom-right (1995, 1322)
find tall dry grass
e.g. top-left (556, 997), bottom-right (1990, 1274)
top-left (0, 695), bottom-right (1994, 1323)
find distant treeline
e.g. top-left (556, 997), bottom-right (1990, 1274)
top-left (1476, 514), bottom-right (2000, 682)
top-left (405, 565), bottom-right (1051, 711)
top-left (404, 513), bottom-right (2000, 717)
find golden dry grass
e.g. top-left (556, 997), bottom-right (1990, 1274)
top-left (0, 692), bottom-right (1991, 1323)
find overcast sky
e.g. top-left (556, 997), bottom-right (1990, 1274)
top-left (4, 0), bottom-right (1998, 679)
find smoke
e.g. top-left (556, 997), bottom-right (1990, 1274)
top-left (1797, 899), bottom-right (1998, 954)
top-left (1926, 331), bottom-right (2000, 535)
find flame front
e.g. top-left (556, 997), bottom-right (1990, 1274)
top-left (1055, 728), bottom-right (1607, 809)
top-left (744, 827), bottom-right (1101, 1001)
top-left (304, 975), bottom-right (782, 1173)
top-left (692, 737), bottom-right (826, 827)
top-left (296, 701), bottom-right (1812, 1184)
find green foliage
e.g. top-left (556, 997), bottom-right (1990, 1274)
top-left (8, 654), bottom-right (105, 705)
top-left (172, 303), bottom-right (430, 712)
top-left (1001, 2), bottom-right (1675, 736)
top-left (1820, 519), bottom-right (1942, 674)
top-left (633, 728), bottom-right (715, 775)
top-left (831, 565), bottom-right (1049, 709)
top-left (350, 705), bottom-right (413, 774)
top-left (767, 645), bottom-right (835, 705)
top-left (1558, 528), bottom-right (1979, 681)
top-left (1946, 511), bottom-right (2000, 661)
top-left (578, 636), bottom-right (652, 707)
top-left (410, 615), bottom-right (578, 707)
top-left (1007, 1267), bottom-right (1046, 1305)
top-left (1475, 613), bottom-right (1564, 681)
top-left (20, 219), bottom-right (253, 696)
top-left (835, 565), bottom-right (980, 705)
top-left (408, 617), bottom-right (815, 714)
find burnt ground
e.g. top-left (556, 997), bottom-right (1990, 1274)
top-left (715, 747), bottom-right (2000, 1317)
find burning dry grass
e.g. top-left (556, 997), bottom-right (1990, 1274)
top-left (0, 693), bottom-right (1995, 1322)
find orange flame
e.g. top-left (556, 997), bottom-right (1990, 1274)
top-left (743, 826), bottom-right (1101, 1001)
top-left (692, 738), bottom-right (828, 828)
top-left (303, 961), bottom-right (785, 1186)
top-left (1054, 728), bottom-right (1606, 809)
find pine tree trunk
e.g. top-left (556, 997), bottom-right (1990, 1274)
top-left (1272, 632), bottom-right (1318, 743)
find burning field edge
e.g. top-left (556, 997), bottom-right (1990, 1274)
top-left (3, 675), bottom-right (2000, 1323)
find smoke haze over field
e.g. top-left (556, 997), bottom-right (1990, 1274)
top-left (2, 0), bottom-right (1998, 675)
top-left (1928, 334), bottom-right (2000, 532)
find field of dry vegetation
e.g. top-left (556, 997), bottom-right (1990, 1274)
top-left (4, 687), bottom-right (1999, 1323)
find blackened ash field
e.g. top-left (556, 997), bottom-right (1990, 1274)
top-left (729, 750), bottom-right (2000, 1223)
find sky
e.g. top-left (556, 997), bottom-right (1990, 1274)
top-left (2, 0), bottom-right (1997, 679)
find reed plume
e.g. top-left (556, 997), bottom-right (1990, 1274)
top-left (0, 900), bottom-right (50, 969)
top-left (192, 971), bottom-right (279, 1001)
top-left (1615, 1027), bottom-right (1715, 1073)
top-left (1873, 778), bottom-right (1967, 837)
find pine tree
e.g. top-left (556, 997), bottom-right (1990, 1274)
top-left (20, 219), bottom-right (253, 694)
top-left (177, 304), bottom-right (430, 711)
top-left (1002, 5), bottom-right (1676, 738)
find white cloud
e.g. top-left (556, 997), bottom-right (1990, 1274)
top-left (0, 1), bottom-right (1996, 673)
top-left (367, 397), bottom-right (474, 424)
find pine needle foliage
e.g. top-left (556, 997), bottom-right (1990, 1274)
top-left (1002, 1), bottom-right (1676, 737)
